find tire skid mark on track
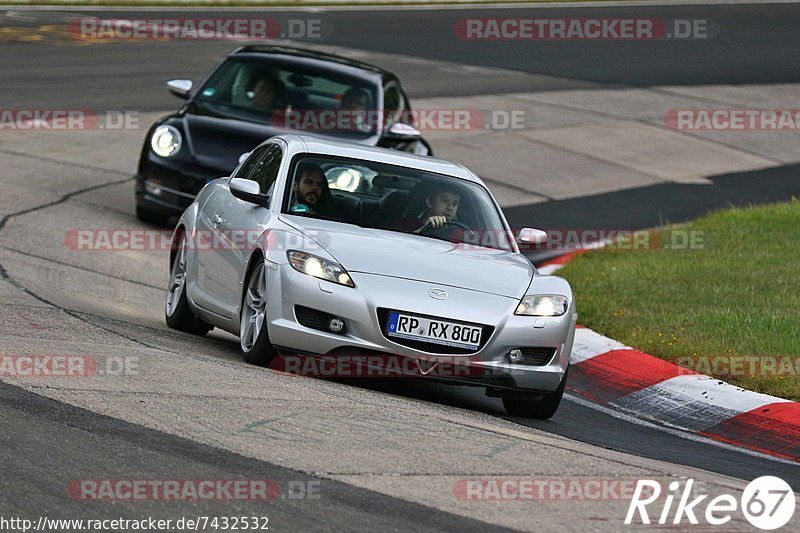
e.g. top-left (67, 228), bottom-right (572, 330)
top-left (4, 246), bottom-right (162, 291)
top-left (0, 150), bottom-right (142, 346)
top-left (0, 281), bottom-right (156, 352)
top-left (68, 312), bottom-right (252, 366)
top-left (20, 386), bottom-right (302, 402)
top-left (0, 147), bottom-right (132, 176)
top-left (478, 175), bottom-right (555, 201)
top-left (0, 176), bottom-right (134, 232)
top-left (0, 251), bottom-right (156, 351)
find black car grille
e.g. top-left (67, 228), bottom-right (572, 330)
top-left (517, 347), bottom-right (557, 366)
top-left (376, 308), bottom-right (493, 355)
top-left (295, 306), bottom-right (338, 333)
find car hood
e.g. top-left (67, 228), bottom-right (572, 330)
top-left (182, 113), bottom-right (286, 172)
top-left (281, 217), bottom-right (533, 299)
top-left (179, 108), bottom-right (380, 173)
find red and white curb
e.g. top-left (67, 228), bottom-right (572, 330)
top-left (541, 255), bottom-right (800, 463)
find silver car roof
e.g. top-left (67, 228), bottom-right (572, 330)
top-left (275, 134), bottom-right (482, 184)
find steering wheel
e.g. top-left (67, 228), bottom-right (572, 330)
top-left (444, 220), bottom-right (472, 232)
top-left (422, 220), bottom-right (477, 241)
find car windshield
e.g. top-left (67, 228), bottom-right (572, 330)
top-left (194, 57), bottom-right (378, 139)
top-left (282, 155), bottom-right (515, 252)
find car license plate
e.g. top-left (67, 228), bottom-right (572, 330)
top-left (386, 312), bottom-right (482, 350)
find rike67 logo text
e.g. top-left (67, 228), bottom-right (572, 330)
top-left (626, 476), bottom-right (795, 530)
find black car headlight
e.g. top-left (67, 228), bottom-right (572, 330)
top-left (151, 125), bottom-right (182, 158)
top-left (515, 295), bottom-right (568, 317)
top-left (287, 250), bottom-right (355, 288)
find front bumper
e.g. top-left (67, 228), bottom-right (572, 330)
top-left (266, 267), bottom-right (576, 393)
top-left (135, 155), bottom-right (228, 214)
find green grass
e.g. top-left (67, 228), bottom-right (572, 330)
top-left (558, 199), bottom-right (800, 401)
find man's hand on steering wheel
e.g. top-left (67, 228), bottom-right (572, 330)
top-left (414, 215), bottom-right (448, 233)
top-left (416, 218), bottom-right (476, 240)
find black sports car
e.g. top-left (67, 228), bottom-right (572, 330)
top-left (135, 45), bottom-right (432, 225)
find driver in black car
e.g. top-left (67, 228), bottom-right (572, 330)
top-left (388, 186), bottom-right (461, 234)
top-left (231, 67), bottom-right (285, 115)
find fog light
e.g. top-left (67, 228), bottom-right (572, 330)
top-left (144, 180), bottom-right (163, 196)
top-left (328, 318), bottom-right (345, 334)
top-left (508, 349), bottom-right (523, 363)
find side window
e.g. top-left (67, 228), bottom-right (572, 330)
top-left (384, 86), bottom-right (401, 112)
top-left (383, 84), bottom-right (409, 128)
top-left (231, 145), bottom-right (269, 180)
top-left (250, 144), bottom-right (283, 196)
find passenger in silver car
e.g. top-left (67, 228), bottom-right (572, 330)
top-left (290, 163), bottom-right (336, 217)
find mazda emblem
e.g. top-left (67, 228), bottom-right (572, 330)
top-left (429, 288), bottom-right (448, 300)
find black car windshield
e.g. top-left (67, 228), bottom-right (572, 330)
top-left (195, 57), bottom-right (379, 139)
top-left (282, 155), bottom-right (515, 252)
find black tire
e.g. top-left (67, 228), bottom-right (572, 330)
top-left (502, 366), bottom-right (569, 420)
top-left (240, 257), bottom-right (277, 366)
top-left (165, 232), bottom-right (213, 336)
top-left (136, 204), bottom-right (170, 226)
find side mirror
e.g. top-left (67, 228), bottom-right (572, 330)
top-left (518, 228), bottom-right (548, 244)
top-left (229, 178), bottom-right (268, 206)
top-left (166, 79), bottom-right (193, 99)
top-left (384, 122), bottom-right (422, 141)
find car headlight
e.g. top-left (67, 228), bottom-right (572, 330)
top-left (287, 250), bottom-right (355, 288)
top-left (515, 295), bottom-right (568, 316)
top-left (151, 125), bottom-right (182, 157)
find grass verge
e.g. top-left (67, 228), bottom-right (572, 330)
top-left (558, 199), bottom-right (800, 401)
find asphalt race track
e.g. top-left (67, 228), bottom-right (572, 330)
top-left (2, 3), bottom-right (800, 531)
top-left (6, 4), bottom-right (800, 107)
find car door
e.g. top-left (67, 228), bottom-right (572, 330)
top-left (193, 144), bottom-right (271, 318)
top-left (210, 142), bottom-right (285, 317)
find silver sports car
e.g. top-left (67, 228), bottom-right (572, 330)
top-left (165, 135), bottom-right (577, 418)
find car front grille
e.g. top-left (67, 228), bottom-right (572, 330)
top-left (376, 308), bottom-right (493, 355)
top-left (295, 305), bottom-right (334, 332)
top-left (517, 347), bottom-right (557, 366)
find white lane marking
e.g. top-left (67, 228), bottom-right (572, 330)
top-left (536, 263), bottom-right (565, 275)
top-left (570, 327), bottom-right (631, 364)
top-left (564, 393), bottom-right (800, 466)
top-left (613, 374), bottom-right (789, 432)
